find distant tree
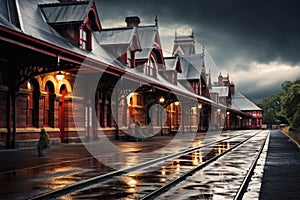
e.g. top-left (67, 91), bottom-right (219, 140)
top-left (258, 93), bottom-right (285, 126)
top-left (281, 79), bottom-right (300, 130)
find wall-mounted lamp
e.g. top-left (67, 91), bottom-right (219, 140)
top-left (56, 71), bottom-right (64, 81)
top-left (198, 103), bottom-right (203, 109)
top-left (159, 96), bottom-right (165, 104)
top-left (226, 111), bottom-right (230, 115)
top-left (175, 101), bottom-right (180, 106)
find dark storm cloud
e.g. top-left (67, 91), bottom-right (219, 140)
top-left (96, 0), bottom-right (300, 67)
top-left (236, 79), bottom-right (284, 103)
top-left (95, 0), bottom-right (300, 102)
top-left (232, 63), bottom-right (251, 72)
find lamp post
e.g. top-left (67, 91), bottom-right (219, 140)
top-left (198, 103), bottom-right (202, 132)
top-left (159, 96), bottom-right (165, 136)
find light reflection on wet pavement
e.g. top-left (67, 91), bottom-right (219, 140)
top-left (0, 130), bottom-right (260, 199)
top-left (60, 131), bottom-right (267, 199)
top-left (158, 131), bottom-right (269, 200)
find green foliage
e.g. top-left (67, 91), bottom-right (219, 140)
top-left (281, 79), bottom-right (300, 131)
top-left (37, 128), bottom-right (50, 149)
top-left (258, 93), bottom-right (284, 125)
top-left (258, 78), bottom-right (300, 131)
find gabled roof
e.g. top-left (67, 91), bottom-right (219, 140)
top-left (94, 27), bottom-right (141, 50)
top-left (164, 56), bottom-right (182, 73)
top-left (135, 26), bottom-right (159, 59)
top-left (172, 34), bottom-right (195, 55)
top-left (231, 92), bottom-right (262, 111)
top-left (0, 0), bottom-right (21, 30)
top-left (173, 44), bottom-right (194, 55)
top-left (0, 0), bottom-right (251, 116)
top-left (0, 13), bottom-right (20, 32)
top-left (1, 0), bottom-right (121, 67)
top-left (39, 0), bottom-right (92, 24)
top-left (178, 53), bottom-right (204, 80)
top-left (212, 86), bottom-right (229, 97)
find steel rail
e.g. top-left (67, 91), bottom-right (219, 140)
top-left (30, 131), bottom-right (253, 200)
top-left (140, 130), bottom-right (264, 200)
top-left (233, 131), bottom-right (269, 200)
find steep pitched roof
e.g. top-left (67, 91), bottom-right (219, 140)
top-left (0, 0), bottom-right (22, 30)
top-left (0, 12), bottom-right (20, 31)
top-left (39, 0), bottom-right (93, 24)
top-left (1, 0), bottom-right (121, 67)
top-left (135, 26), bottom-right (159, 59)
top-left (212, 86), bottom-right (229, 97)
top-left (231, 92), bottom-right (262, 111)
top-left (94, 27), bottom-right (141, 49)
top-left (0, 0), bottom-right (250, 114)
top-left (164, 56), bottom-right (181, 73)
top-left (172, 35), bottom-right (195, 55)
top-left (178, 53), bottom-right (204, 80)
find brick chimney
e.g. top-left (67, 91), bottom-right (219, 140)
top-left (125, 16), bottom-right (140, 27)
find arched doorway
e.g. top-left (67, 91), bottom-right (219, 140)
top-left (59, 84), bottom-right (67, 143)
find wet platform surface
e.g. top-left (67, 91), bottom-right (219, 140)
top-left (0, 132), bottom-right (223, 199)
top-left (259, 130), bottom-right (300, 199)
top-left (0, 130), bottom-right (299, 199)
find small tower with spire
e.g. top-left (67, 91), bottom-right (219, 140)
top-left (172, 29), bottom-right (196, 56)
top-left (154, 14), bottom-right (158, 27)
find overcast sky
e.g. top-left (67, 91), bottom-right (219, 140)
top-left (95, 0), bottom-right (300, 102)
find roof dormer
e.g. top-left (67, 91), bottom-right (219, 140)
top-left (94, 27), bottom-right (141, 67)
top-left (39, 0), bottom-right (102, 51)
top-left (164, 56), bottom-right (182, 85)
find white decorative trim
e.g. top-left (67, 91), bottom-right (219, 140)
top-left (15, 0), bottom-right (24, 32)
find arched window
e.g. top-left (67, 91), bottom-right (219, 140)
top-left (27, 79), bottom-right (39, 127)
top-left (79, 26), bottom-right (89, 50)
top-left (144, 56), bottom-right (157, 78)
top-left (44, 81), bottom-right (55, 127)
top-left (27, 81), bottom-right (34, 126)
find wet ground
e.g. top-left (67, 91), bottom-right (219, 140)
top-left (2, 130), bottom-right (297, 200)
top-left (60, 130), bottom-right (267, 199)
top-left (159, 131), bottom-right (269, 200)
top-left (259, 130), bottom-right (300, 199)
top-left (0, 131), bottom-right (230, 199)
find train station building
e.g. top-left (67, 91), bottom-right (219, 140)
top-left (0, 0), bottom-right (262, 148)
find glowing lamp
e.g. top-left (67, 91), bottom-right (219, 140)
top-left (159, 96), bottom-right (165, 104)
top-left (56, 71), bottom-right (64, 81)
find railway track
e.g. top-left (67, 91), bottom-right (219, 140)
top-left (29, 130), bottom-right (268, 199)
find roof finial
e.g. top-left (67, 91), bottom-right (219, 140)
top-left (154, 14), bottom-right (158, 27)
